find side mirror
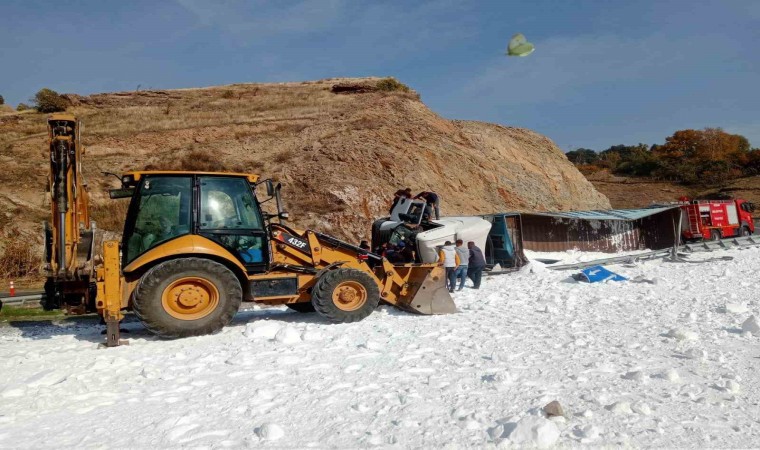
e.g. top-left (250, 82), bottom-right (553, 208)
top-left (109, 188), bottom-right (135, 199)
top-left (265, 180), bottom-right (274, 197)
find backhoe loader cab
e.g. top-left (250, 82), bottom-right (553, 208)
top-left (118, 172), bottom-right (268, 271)
top-left (95, 171), bottom-right (455, 345)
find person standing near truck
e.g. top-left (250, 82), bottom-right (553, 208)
top-left (454, 239), bottom-right (469, 291)
top-left (467, 241), bottom-right (486, 289)
top-left (438, 241), bottom-right (460, 293)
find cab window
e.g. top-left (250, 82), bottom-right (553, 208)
top-left (124, 176), bottom-right (192, 263)
top-left (199, 177), bottom-right (266, 266)
top-left (200, 177), bottom-right (262, 230)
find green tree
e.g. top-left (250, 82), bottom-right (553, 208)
top-left (16, 103), bottom-right (30, 111)
top-left (653, 128), bottom-right (749, 184)
top-left (0, 94), bottom-right (4, 105)
top-left (32, 88), bottom-right (69, 113)
top-left (565, 148), bottom-right (599, 165)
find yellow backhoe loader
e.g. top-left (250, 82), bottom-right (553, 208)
top-left (40, 116), bottom-right (456, 346)
top-left (43, 114), bottom-right (96, 313)
top-left (38, 114), bottom-right (456, 346)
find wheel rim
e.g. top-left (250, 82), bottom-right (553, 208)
top-left (161, 277), bottom-right (220, 320)
top-left (332, 281), bottom-right (367, 311)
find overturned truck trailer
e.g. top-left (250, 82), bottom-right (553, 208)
top-left (518, 206), bottom-right (682, 253)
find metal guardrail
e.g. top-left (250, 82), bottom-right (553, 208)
top-left (680, 235), bottom-right (760, 252)
top-left (544, 235), bottom-right (760, 272)
top-left (544, 249), bottom-right (675, 271)
top-left (0, 291), bottom-right (44, 308)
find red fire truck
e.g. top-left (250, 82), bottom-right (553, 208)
top-left (679, 198), bottom-right (755, 241)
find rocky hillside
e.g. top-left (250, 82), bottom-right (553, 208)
top-left (0, 77), bottom-right (609, 245)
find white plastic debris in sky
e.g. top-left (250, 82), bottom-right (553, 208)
top-left (507, 33), bottom-right (535, 57)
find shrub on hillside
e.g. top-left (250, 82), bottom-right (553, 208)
top-left (0, 94), bottom-right (4, 105)
top-left (16, 103), bottom-right (31, 111)
top-left (0, 233), bottom-right (42, 280)
top-left (376, 78), bottom-right (411, 92)
top-left (33, 88), bottom-right (69, 113)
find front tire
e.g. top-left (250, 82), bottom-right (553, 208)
top-left (740, 226), bottom-right (751, 237)
top-left (709, 230), bottom-right (722, 241)
top-left (311, 269), bottom-right (380, 323)
top-left (133, 258), bottom-right (242, 339)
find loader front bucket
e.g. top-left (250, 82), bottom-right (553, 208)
top-left (388, 264), bottom-right (457, 315)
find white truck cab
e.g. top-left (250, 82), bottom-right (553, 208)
top-left (373, 197), bottom-right (491, 263)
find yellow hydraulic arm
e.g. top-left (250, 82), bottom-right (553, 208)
top-left (43, 114), bottom-right (95, 312)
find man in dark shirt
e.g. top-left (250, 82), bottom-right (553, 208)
top-left (414, 191), bottom-right (440, 219)
top-left (467, 241), bottom-right (486, 289)
top-left (389, 188), bottom-right (412, 214)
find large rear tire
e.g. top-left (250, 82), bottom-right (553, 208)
top-left (133, 258), bottom-right (242, 339)
top-left (311, 269), bottom-right (380, 323)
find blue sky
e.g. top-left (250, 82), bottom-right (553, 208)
top-left (2, 0), bottom-right (758, 150)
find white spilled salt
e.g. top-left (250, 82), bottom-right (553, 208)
top-left (505, 416), bottom-right (560, 449)
top-left (622, 371), bottom-right (646, 382)
top-left (666, 328), bottom-right (699, 341)
top-left (741, 315), bottom-right (760, 336)
top-left (606, 401), bottom-right (633, 415)
top-left (683, 348), bottom-right (708, 360)
top-left (725, 380), bottom-right (741, 394)
top-left (725, 303), bottom-right (748, 314)
top-left (274, 327), bottom-right (302, 345)
top-left (657, 369), bottom-right (681, 383)
top-left (632, 402), bottom-right (652, 415)
top-left (244, 321), bottom-right (282, 340)
top-left (301, 329), bottom-right (325, 342)
top-left (256, 423), bottom-right (284, 441)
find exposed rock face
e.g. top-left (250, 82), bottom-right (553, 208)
top-left (0, 77), bottom-right (609, 243)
